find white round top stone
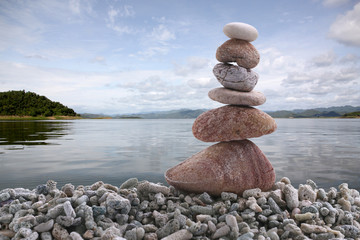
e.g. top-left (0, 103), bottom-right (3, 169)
top-left (223, 22), bottom-right (258, 42)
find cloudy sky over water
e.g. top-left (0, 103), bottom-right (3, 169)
top-left (0, 0), bottom-right (359, 114)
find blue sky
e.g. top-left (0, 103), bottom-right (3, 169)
top-left (0, 0), bottom-right (359, 114)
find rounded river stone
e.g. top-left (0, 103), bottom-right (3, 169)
top-left (192, 105), bottom-right (276, 142)
top-left (165, 140), bottom-right (276, 196)
top-left (213, 63), bottom-right (258, 91)
top-left (208, 88), bottom-right (266, 106)
top-left (216, 39), bottom-right (260, 69)
top-left (223, 22), bottom-right (258, 42)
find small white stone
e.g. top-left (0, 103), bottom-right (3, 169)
top-left (162, 229), bottom-right (193, 240)
top-left (223, 22), bottom-right (258, 42)
top-left (64, 201), bottom-right (76, 218)
top-left (70, 231), bottom-right (84, 240)
top-left (34, 219), bottom-right (54, 233)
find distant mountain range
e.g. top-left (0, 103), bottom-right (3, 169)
top-left (80, 105), bottom-right (360, 119)
top-left (267, 105), bottom-right (360, 118)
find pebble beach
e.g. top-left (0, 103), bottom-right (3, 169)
top-left (1, 177), bottom-right (360, 240)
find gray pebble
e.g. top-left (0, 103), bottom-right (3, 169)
top-left (268, 220), bottom-right (280, 229)
top-left (64, 201), bottom-right (76, 218)
top-left (161, 229), bottom-right (193, 240)
top-left (137, 181), bottom-right (170, 196)
top-left (34, 219), bottom-right (54, 233)
top-left (301, 205), bottom-right (318, 214)
top-left (190, 205), bottom-right (214, 215)
top-left (257, 214), bottom-right (267, 223)
top-left (268, 197), bottom-right (282, 214)
top-left (120, 178), bottom-right (138, 189)
top-left (154, 193), bottom-right (166, 205)
top-left (298, 184), bottom-right (317, 202)
top-left (221, 192), bottom-right (237, 201)
top-left (156, 219), bottom-right (180, 238)
top-left (338, 225), bottom-right (360, 238)
top-left (310, 232), bottom-right (335, 240)
top-left (92, 206), bottom-right (106, 217)
top-left (47, 204), bottom-right (64, 219)
top-left (40, 231), bottom-right (52, 240)
top-left (284, 185), bottom-right (299, 210)
top-left (306, 179), bottom-right (318, 190)
top-left (70, 231), bottom-right (83, 240)
top-left (242, 188), bottom-right (261, 199)
top-left (0, 193), bottom-right (11, 202)
top-left (319, 207), bottom-right (330, 216)
top-left (198, 192), bottom-right (214, 204)
top-left (56, 215), bottom-right (74, 227)
top-left (229, 202), bottom-right (239, 212)
top-left (189, 221), bottom-right (208, 236)
top-left (237, 232), bottom-right (255, 240)
top-left (213, 225), bottom-right (230, 239)
top-left (0, 214), bottom-right (13, 224)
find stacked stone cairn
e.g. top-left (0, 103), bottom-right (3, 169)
top-left (165, 22), bottom-right (277, 196)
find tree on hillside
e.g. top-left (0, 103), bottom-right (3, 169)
top-left (0, 90), bottom-right (77, 116)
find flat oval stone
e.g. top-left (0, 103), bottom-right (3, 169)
top-left (165, 140), bottom-right (275, 195)
top-left (223, 22), bottom-right (258, 42)
top-left (216, 39), bottom-right (260, 69)
top-left (213, 63), bottom-right (258, 91)
top-left (208, 88), bottom-right (266, 106)
top-left (192, 105), bottom-right (276, 142)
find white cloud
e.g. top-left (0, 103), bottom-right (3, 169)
top-left (135, 23), bottom-right (177, 58)
top-left (328, 2), bottom-right (360, 46)
top-left (25, 54), bottom-right (48, 60)
top-left (187, 77), bottom-right (218, 89)
top-left (173, 56), bottom-right (212, 76)
top-left (90, 56), bottom-right (106, 64)
top-left (150, 24), bottom-right (176, 44)
top-left (323, 0), bottom-right (350, 7)
top-left (108, 7), bottom-right (118, 24)
top-left (136, 46), bottom-right (170, 58)
top-left (69, 0), bottom-right (81, 14)
top-left (106, 5), bottom-right (136, 35)
top-left (121, 5), bottom-right (135, 17)
top-left (339, 53), bottom-right (359, 63)
top-left (311, 50), bottom-right (336, 67)
top-left (298, 16), bottom-right (314, 24)
top-left (0, 60), bottom-right (219, 114)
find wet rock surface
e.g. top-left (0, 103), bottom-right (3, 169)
top-left (1, 178), bottom-right (359, 239)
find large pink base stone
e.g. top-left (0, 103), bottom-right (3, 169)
top-left (165, 140), bottom-right (276, 196)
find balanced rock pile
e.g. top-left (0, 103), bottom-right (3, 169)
top-left (166, 22), bottom-right (277, 196)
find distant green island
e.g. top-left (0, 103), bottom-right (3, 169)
top-left (0, 90), bottom-right (79, 119)
top-left (1, 90), bottom-right (359, 120)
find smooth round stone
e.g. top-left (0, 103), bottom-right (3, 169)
top-left (208, 88), bottom-right (266, 106)
top-left (165, 140), bottom-right (276, 196)
top-left (192, 105), bottom-right (276, 142)
top-left (213, 63), bottom-right (258, 91)
top-left (223, 22), bottom-right (258, 42)
top-left (216, 39), bottom-right (260, 69)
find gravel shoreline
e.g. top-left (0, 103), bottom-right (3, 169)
top-left (0, 177), bottom-right (359, 240)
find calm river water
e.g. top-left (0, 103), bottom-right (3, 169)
top-left (0, 119), bottom-right (359, 191)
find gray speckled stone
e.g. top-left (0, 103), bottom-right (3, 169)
top-left (213, 63), bottom-right (258, 91)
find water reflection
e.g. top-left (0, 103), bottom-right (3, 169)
top-left (0, 121), bottom-right (71, 146)
top-left (0, 119), bottom-right (359, 191)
